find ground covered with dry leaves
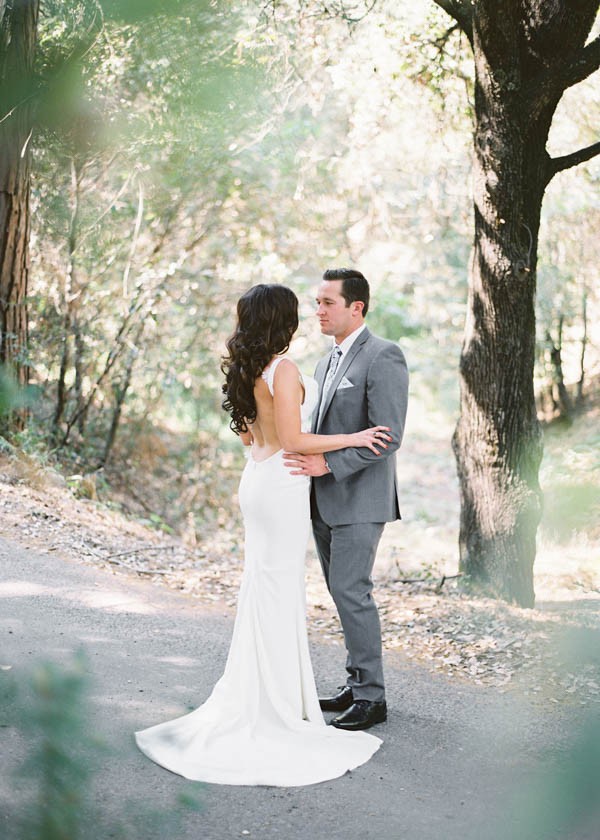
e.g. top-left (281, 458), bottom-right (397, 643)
top-left (2, 404), bottom-right (598, 711)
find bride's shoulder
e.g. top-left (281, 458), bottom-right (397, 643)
top-left (261, 355), bottom-right (301, 396)
top-left (276, 359), bottom-right (318, 395)
top-left (272, 356), bottom-right (301, 381)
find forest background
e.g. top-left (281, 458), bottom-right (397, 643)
top-left (2, 6), bottom-right (600, 835)
top-left (1, 0), bottom-right (599, 613)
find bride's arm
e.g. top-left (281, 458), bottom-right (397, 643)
top-left (239, 428), bottom-right (253, 446)
top-left (272, 359), bottom-right (389, 456)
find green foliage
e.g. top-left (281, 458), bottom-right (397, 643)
top-left (146, 511), bottom-right (175, 533)
top-left (0, 667), bottom-right (18, 727)
top-left (29, 0), bottom-right (267, 470)
top-left (15, 652), bottom-right (95, 840)
top-left (543, 481), bottom-right (600, 542)
top-left (540, 419), bottom-right (600, 542)
top-left (15, 0), bottom-right (600, 540)
top-left (0, 368), bottom-right (37, 443)
top-left (0, 367), bottom-right (20, 416)
top-left (367, 288), bottom-right (419, 342)
top-left (490, 631), bottom-right (600, 840)
top-left (9, 652), bottom-right (204, 839)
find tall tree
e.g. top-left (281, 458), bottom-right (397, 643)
top-left (0, 0), bottom-right (39, 430)
top-left (433, 1), bottom-right (600, 605)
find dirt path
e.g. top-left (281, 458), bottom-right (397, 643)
top-left (2, 449), bottom-right (599, 706)
top-left (1, 536), bottom-right (597, 840)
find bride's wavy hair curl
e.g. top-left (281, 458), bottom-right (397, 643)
top-left (221, 284), bottom-right (299, 434)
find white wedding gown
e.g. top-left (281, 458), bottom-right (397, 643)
top-left (135, 358), bottom-right (381, 786)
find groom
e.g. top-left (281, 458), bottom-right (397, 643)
top-left (284, 268), bottom-right (408, 731)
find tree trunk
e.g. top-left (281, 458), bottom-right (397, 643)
top-left (68, 160), bottom-right (87, 435)
top-left (74, 322), bottom-right (85, 433)
top-left (546, 317), bottom-right (573, 424)
top-left (441, 0), bottom-right (600, 607)
top-left (100, 348), bottom-right (136, 468)
top-left (52, 158), bottom-right (83, 439)
top-left (99, 315), bottom-right (145, 468)
top-left (0, 0), bottom-right (39, 432)
top-left (52, 319), bottom-right (70, 438)
top-left (453, 7), bottom-right (545, 607)
top-left (576, 289), bottom-right (587, 407)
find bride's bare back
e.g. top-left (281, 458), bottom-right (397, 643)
top-left (248, 358), bottom-right (304, 462)
top-left (244, 356), bottom-right (391, 463)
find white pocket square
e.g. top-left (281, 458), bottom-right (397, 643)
top-left (337, 377), bottom-right (354, 390)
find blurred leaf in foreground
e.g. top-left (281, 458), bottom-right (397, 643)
top-left (12, 651), bottom-right (204, 839)
top-left (491, 629), bottom-right (600, 840)
top-left (15, 652), bottom-right (93, 840)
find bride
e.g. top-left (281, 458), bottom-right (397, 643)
top-left (135, 283), bottom-right (391, 786)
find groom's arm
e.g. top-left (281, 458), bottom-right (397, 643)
top-left (324, 343), bottom-right (409, 482)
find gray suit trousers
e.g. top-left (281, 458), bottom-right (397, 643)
top-left (312, 507), bottom-right (385, 702)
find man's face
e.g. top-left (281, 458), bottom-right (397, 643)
top-left (315, 279), bottom-right (363, 342)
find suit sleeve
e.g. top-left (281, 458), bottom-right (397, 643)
top-left (324, 343), bottom-right (408, 482)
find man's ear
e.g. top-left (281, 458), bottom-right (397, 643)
top-left (352, 300), bottom-right (365, 316)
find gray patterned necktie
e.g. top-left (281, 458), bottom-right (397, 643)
top-left (318, 346), bottom-right (342, 422)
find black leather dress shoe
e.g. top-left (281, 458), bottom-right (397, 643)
top-left (319, 685), bottom-right (354, 712)
top-left (331, 699), bottom-right (387, 731)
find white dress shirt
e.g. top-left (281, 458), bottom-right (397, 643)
top-left (334, 323), bottom-right (367, 358)
top-left (320, 323), bottom-right (367, 467)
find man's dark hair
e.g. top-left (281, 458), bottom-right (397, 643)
top-left (323, 268), bottom-right (370, 316)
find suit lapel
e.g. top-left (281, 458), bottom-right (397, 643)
top-left (315, 356), bottom-right (327, 391)
top-left (315, 328), bottom-right (370, 432)
top-left (312, 356), bottom-right (328, 432)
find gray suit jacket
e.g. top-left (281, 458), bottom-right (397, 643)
top-left (311, 327), bottom-right (409, 526)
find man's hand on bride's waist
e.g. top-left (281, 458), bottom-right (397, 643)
top-left (283, 453), bottom-right (329, 477)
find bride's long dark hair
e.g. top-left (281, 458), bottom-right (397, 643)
top-left (221, 284), bottom-right (299, 434)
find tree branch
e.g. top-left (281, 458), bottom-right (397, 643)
top-left (431, 22), bottom-right (460, 51)
top-left (523, 30), bottom-right (600, 123)
top-left (563, 33), bottom-right (600, 91)
top-left (546, 140), bottom-right (600, 184)
top-left (433, 0), bottom-right (473, 45)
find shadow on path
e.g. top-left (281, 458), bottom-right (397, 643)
top-left (0, 537), bottom-right (595, 840)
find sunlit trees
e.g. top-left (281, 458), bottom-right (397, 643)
top-left (536, 165), bottom-right (599, 419)
top-left (3, 1), bottom-right (599, 586)
top-left (30, 1), bottom-right (263, 464)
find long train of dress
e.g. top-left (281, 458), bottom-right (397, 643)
top-left (135, 367), bottom-right (381, 786)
